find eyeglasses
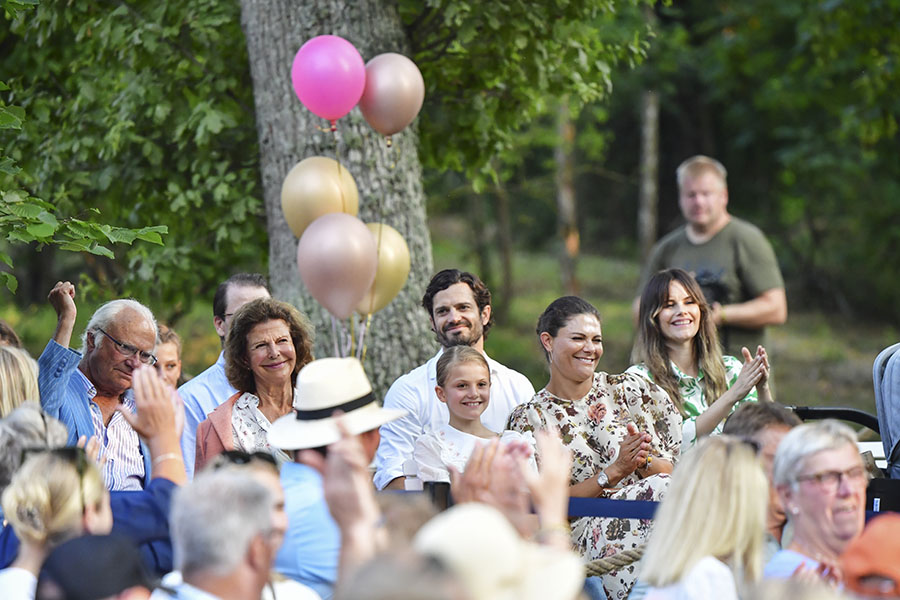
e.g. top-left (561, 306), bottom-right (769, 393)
top-left (96, 328), bottom-right (157, 366)
top-left (214, 450), bottom-right (278, 469)
top-left (795, 465), bottom-right (869, 492)
top-left (21, 446), bottom-right (89, 512)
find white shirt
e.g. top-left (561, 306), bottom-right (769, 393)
top-left (414, 424), bottom-right (537, 483)
top-left (373, 349), bottom-right (535, 489)
top-left (153, 571), bottom-right (321, 600)
top-left (645, 557), bottom-right (739, 600)
top-left (0, 567), bottom-right (37, 600)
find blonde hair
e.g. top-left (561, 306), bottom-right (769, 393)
top-left (676, 155), bottom-right (727, 189)
top-left (0, 346), bottom-right (40, 417)
top-left (435, 346), bottom-right (490, 388)
top-left (641, 436), bottom-right (768, 588)
top-left (1, 450), bottom-right (107, 547)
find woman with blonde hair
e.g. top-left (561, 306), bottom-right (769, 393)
top-left (640, 435), bottom-right (768, 599)
top-left (0, 449), bottom-right (113, 599)
top-left (629, 268), bottom-right (771, 445)
top-left (0, 346), bottom-right (40, 418)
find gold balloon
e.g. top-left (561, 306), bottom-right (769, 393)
top-left (355, 223), bottom-right (411, 315)
top-left (281, 156), bottom-right (359, 238)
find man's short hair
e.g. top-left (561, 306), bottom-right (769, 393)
top-left (722, 402), bottom-right (802, 438)
top-left (421, 269), bottom-right (493, 336)
top-left (170, 469), bottom-right (274, 578)
top-left (676, 155), bottom-right (728, 189)
top-left (213, 273), bottom-right (270, 319)
top-left (79, 299), bottom-right (157, 356)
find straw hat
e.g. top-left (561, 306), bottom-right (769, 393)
top-left (413, 503), bottom-right (585, 600)
top-left (268, 357), bottom-right (406, 450)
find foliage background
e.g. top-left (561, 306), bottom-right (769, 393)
top-left (2, 0), bottom-right (898, 409)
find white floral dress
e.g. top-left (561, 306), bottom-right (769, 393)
top-left (506, 371), bottom-right (682, 600)
top-left (626, 355), bottom-right (757, 445)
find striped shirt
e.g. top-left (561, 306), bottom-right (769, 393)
top-left (38, 340), bottom-right (147, 490)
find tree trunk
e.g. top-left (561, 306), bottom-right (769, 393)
top-left (239, 0), bottom-right (435, 397)
top-left (554, 100), bottom-right (579, 295)
top-left (637, 88), bottom-right (660, 261)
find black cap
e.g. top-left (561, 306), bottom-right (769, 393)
top-left (37, 534), bottom-right (155, 600)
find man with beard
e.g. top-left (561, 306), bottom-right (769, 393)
top-left (373, 269), bottom-right (535, 490)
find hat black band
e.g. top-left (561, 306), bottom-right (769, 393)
top-left (294, 392), bottom-right (376, 421)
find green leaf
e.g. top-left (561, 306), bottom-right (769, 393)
top-left (0, 105), bottom-right (25, 130)
top-left (86, 243), bottom-right (115, 259)
top-left (0, 157), bottom-right (20, 175)
top-left (26, 222), bottom-right (56, 238)
top-left (1, 272), bottom-right (18, 294)
top-left (4, 200), bottom-right (42, 219)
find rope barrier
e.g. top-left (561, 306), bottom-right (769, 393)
top-left (584, 545), bottom-right (646, 576)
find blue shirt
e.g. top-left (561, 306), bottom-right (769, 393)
top-left (178, 352), bottom-right (236, 479)
top-left (763, 549), bottom-right (819, 578)
top-left (0, 477), bottom-right (177, 576)
top-left (37, 340), bottom-right (150, 490)
top-left (274, 462), bottom-right (340, 600)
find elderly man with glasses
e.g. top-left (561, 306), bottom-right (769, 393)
top-left (37, 281), bottom-right (160, 491)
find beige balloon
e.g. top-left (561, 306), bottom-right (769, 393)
top-left (281, 156), bottom-right (359, 238)
top-left (296, 213), bottom-right (377, 320)
top-left (355, 223), bottom-right (411, 315)
top-left (359, 53), bottom-right (425, 137)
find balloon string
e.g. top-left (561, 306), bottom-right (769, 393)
top-left (332, 125), bottom-right (347, 214)
top-left (359, 313), bottom-right (373, 362)
top-left (330, 315), bottom-right (340, 357)
top-left (341, 321), bottom-right (352, 358)
top-left (349, 313), bottom-right (356, 357)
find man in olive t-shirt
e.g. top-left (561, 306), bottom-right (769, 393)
top-left (634, 156), bottom-right (787, 356)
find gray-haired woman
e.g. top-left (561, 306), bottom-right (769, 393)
top-left (765, 420), bottom-right (868, 583)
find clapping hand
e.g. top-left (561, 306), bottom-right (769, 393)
top-left (610, 422), bottom-right (651, 481)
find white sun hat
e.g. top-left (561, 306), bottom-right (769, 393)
top-left (268, 356), bottom-right (406, 450)
top-left (413, 503), bottom-right (585, 600)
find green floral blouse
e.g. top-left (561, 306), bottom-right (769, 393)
top-left (626, 355), bottom-right (758, 445)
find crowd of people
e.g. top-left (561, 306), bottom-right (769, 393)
top-left (0, 155), bottom-right (895, 600)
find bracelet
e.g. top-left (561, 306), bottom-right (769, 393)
top-left (720, 307), bottom-right (728, 324)
top-left (152, 452), bottom-right (182, 468)
top-left (534, 523), bottom-right (571, 544)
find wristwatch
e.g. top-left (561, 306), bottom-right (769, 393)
top-left (597, 470), bottom-right (609, 487)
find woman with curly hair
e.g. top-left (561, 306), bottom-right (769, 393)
top-left (195, 298), bottom-right (314, 471)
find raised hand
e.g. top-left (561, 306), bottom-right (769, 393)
top-left (518, 429), bottom-right (573, 548)
top-left (450, 439), bottom-right (533, 537)
top-left (733, 346), bottom-right (768, 398)
top-left (117, 366), bottom-right (185, 483)
top-left (609, 422), bottom-right (652, 481)
top-left (48, 281), bottom-right (77, 346)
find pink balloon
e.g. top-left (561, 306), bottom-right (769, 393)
top-left (296, 213), bottom-right (377, 319)
top-left (359, 53), bottom-right (425, 137)
top-left (291, 35), bottom-right (366, 122)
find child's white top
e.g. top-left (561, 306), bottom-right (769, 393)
top-left (413, 423), bottom-right (537, 482)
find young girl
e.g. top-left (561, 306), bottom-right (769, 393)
top-left (413, 346), bottom-right (535, 482)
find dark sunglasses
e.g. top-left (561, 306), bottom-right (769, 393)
top-left (21, 446), bottom-right (90, 512)
top-left (216, 450), bottom-right (278, 469)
